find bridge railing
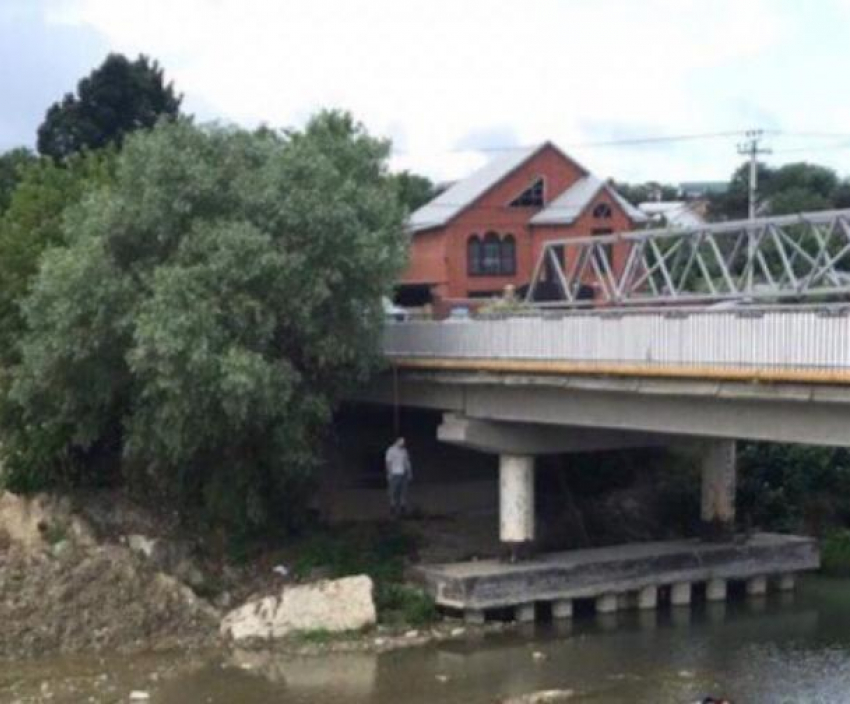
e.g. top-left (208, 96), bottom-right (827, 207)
top-left (527, 209), bottom-right (850, 308)
top-left (383, 306), bottom-right (850, 380)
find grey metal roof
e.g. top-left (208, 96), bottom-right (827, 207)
top-left (407, 144), bottom-right (544, 233)
top-left (638, 201), bottom-right (706, 229)
top-left (530, 175), bottom-right (648, 226)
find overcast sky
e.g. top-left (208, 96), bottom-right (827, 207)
top-left (3, 0), bottom-right (850, 184)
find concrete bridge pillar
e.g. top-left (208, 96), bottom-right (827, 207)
top-left (700, 439), bottom-right (737, 541)
top-left (499, 454), bottom-right (535, 559)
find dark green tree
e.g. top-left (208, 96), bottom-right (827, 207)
top-left (393, 170), bottom-right (437, 212)
top-left (3, 113), bottom-right (406, 534)
top-left (37, 53), bottom-right (181, 160)
top-left (835, 180), bottom-right (850, 209)
top-left (0, 148), bottom-right (37, 213)
top-left (709, 161), bottom-right (845, 220)
top-left (609, 180), bottom-right (678, 206)
top-left (0, 150), bottom-right (115, 364)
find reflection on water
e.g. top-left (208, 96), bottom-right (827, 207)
top-left (6, 577), bottom-right (850, 704)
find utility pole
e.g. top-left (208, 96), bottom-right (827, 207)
top-left (737, 129), bottom-right (771, 220)
top-left (737, 129), bottom-right (771, 292)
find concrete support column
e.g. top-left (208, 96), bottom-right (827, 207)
top-left (464, 609), bottom-right (485, 625)
top-left (746, 575), bottom-right (767, 597)
top-left (597, 593), bottom-right (619, 614)
top-left (515, 603), bottom-right (536, 624)
top-left (700, 439), bottom-right (737, 541)
top-left (671, 582), bottom-right (692, 606)
top-left (499, 454), bottom-right (535, 558)
top-left (552, 599), bottom-right (573, 620)
top-left (777, 573), bottom-right (797, 592)
top-left (638, 586), bottom-right (658, 610)
top-left (706, 578), bottom-right (728, 602)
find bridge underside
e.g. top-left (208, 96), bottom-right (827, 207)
top-left (353, 367), bottom-right (829, 574)
top-left (358, 369), bottom-right (850, 447)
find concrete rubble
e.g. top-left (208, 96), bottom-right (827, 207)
top-left (220, 575), bottom-right (377, 641)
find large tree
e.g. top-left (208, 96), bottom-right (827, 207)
top-left (393, 170), bottom-right (437, 212)
top-left (710, 161), bottom-right (846, 220)
top-left (0, 150), bottom-right (115, 365)
top-left (3, 112), bottom-right (406, 532)
top-left (37, 53), bottom-right (181, 160)
top-left (0, 148), bottom-right (36, 214)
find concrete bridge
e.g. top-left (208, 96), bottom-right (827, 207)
top-left (353, 209), bottom-right (850, 621)
top-left (353, 304), bottom-right (846, 620)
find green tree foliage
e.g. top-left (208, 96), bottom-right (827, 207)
top-left (2, 113), bottom-right (406, 534)
top-left (0, 151), bottom-right (115, 364)
top-left (709, 161), bottom-right (846, 220)
top-left (37, 53), bottom-right (181, 160)
top-left (610, 180), bottom-right (679, 206)
top-left (738, 443), bottom-right (850, 535)
top-left (392, 170), bottom-right (436, 212)
top-left (0, 148), bottom-right (37, 214)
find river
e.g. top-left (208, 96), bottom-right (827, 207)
top-left (4, 576), bottom-right (850, 703)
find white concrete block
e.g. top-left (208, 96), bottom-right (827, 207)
top-left (671, 582), bottom-right (692, 606)
top-left (706, 578), bottom-right (727, 602)
top-left (515, 603), bottom-right (536, 624)
top-left (552, 599), bottom-right (573, 620)
top-left (638, 585), bottom-right (657, 610)
top-left (596, 593), bottom-right (618, 614)
top-left (746, 575), bottom-right (767, 597)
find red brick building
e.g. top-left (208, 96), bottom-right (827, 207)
top-left (400, 142), bottom-right (646, 309)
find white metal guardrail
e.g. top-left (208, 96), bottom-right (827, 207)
top-left (383, 306), bottom-right (850, 376)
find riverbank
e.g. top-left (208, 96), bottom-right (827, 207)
top-left (4, 576), bottom-right (850, 703)
top-left (0, 489), bottom-right (484, 661)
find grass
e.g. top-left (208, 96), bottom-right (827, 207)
top-left (822, 529), bottom-right (850, 577)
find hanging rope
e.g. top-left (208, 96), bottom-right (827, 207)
top-left (392, 362), bottom-right (401, 437)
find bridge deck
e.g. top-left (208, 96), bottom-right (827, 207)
top-left (412, 533), bottom-right (818, 614)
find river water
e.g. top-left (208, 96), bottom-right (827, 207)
top-left (4, 577), bottom-right (850, 703)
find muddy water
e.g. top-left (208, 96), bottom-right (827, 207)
top-left (5, 577), bottom-right (850, 703)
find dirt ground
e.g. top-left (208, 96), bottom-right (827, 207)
top-left (0, 492), bottom-right (220, 660)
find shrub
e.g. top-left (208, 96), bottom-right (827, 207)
top-left (822, 529), bottom-right (850, 577)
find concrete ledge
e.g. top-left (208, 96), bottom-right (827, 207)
top-left (411, 533), bottom-right (818, 611)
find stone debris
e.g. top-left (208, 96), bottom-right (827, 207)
top-left (0, 491), bottom-right (219, 659)
top-left (501, 690), bottom-right (575, 703)
top-left (220, 575), bottom-right (376, 641)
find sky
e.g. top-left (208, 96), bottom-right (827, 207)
top-left (2, 0), bottom-right (850, 185)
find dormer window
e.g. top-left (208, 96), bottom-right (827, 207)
top-left (593, 202), bottom-right (613, 219)
top-left (509, 178), bottom-right (545, 207)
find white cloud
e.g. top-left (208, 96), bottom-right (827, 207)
top-left (44, 0), bottom-right (850, 183)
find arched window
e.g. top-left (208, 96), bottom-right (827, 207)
top-left (593, 202), bottom-right (613, 219)
top-left (467, 235), bottom-right (482, 275)
top-left (500, 234), bottom-right (516, 275)
top-left (482, 232), bottom-right (501, 274)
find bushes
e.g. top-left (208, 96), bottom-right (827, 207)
top-left (822, 530), bottom-right (850, 577)
top-left (737, 443), bottom-right (850, 535)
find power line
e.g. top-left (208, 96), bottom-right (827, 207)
top-left (772, 140), bottom-right (850, 155)
top-left (391, 129), bottom-right (757, 155)
top-left (391, 128), bottom-right (850, 156)
top-left (774, 130), bottom-right (850, 140)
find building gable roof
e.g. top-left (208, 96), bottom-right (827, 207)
top-left (529, 175), bottom-right (647, 226)
top-left (408, 142), bottom-right (582, 233)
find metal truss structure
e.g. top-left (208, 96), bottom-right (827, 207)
top-left (526, 209), bottom-right (850, 308)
